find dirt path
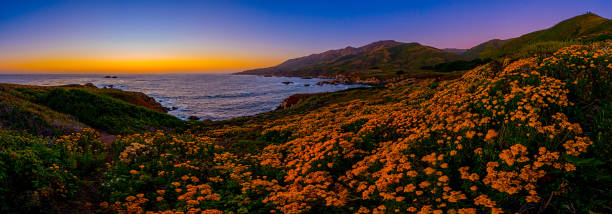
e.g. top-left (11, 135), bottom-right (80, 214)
top-left (98, 130), bottom-right (117, 163)
top-left (98, 130), bottom-right (116, 146)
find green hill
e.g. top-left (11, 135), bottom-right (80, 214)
top-left (0, 83), bottom-right (184, 135)
top-left (468, 13), bottom-right (611, 59)
top-left (237, 40), bottom-right (463, 81)
top-left (462, 39), bottom-right (509, 59)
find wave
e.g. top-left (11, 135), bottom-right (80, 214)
top-left (200, 91), bottom-right (256, 99)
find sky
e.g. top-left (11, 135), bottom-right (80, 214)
top-left (0, 0), bottom-right (610, 73)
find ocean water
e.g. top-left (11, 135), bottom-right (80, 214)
top-left (0, 73), bottom-right (364, 120)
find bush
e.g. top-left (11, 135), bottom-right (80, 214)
top-left (37, 88), bottom-right (184, 134)
top-left (422, 58), bottom-right (491, 72)
top-left (0, 131), bottom-right (81, 212)
top-left (55, 128), bottom-right (106, 176)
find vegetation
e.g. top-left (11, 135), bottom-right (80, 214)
top-left (461, 39), bottom-right (509, 60)
top-left (472, 13), bottom-right (611, 59)
top-left (0, 129), bottom-right (104, 213)
top-left (0, 84), bottom-right (184, 135)
top-left (0, 84), bottom-right (87, 136)
top-left (91, 41), bottom-right (611, 213)
top-left (0, 13), bottom-right (611, 214)
top-left (37, 88), bottom-right (184, 134)
top-left (422, 58), bottom-right (491, 73)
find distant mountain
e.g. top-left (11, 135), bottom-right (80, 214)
top-left (239, 13), bottom-right (611, 80)
top-left (237, 40), bottom-right (463, 79)
top-left (467, 13), bottom-right (611, 59)
top-left (462, 39), bottom-right (509, 59)
top-left (442, 48), bottom-right (468, 55)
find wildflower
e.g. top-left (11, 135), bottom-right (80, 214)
top-left (474, 195), bottom-right (496, 208)
top-left (484, 129), bottom-right (498, 142)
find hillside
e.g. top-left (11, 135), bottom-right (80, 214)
top-left (0, 83), bottom-right (184, 135)
top-left (238, 41), bottom-right (464, 82)
top-left (468, 13), bottom-right (611, 59)
top-left (461, 39), bottom-right (509, 59)
top-left (442, 48), bottom-right (468, 54)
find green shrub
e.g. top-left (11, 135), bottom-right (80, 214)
top-left (0, 131), bottom-right (81, 213)
top-left (37, 88), bottom-right (184, 134)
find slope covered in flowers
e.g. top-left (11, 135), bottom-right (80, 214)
top-left (88, 42), bottom-right (612, 213)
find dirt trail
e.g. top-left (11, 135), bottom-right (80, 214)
top-left (98, 130), bottom-right (116, 146)
top-left (98, 130), bottom-right (116, 163)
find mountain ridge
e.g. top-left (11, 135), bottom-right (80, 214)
top-left (237, 40), bottom-right (463, 82)
top-left (239, 13), bottom-right (611, 80)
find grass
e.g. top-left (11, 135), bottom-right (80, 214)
top-left (479, 13), bottom-right (610, 59)
top-left (422, 58), bottom-right (492, 73)
top-left (0, 83), bottom-right (185, 135)
top-left (36, 88), bottom-right (184, 135)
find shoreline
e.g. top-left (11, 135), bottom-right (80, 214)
top-left (1, 74), bottom-right (367, 122)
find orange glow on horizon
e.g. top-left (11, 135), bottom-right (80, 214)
top-left (0, 57), bottom-right (281, 73)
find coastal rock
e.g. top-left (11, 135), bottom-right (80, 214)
top-left (316, 79), bottom-right (343, 85)
top-left (188, 116), bottom-right (200, 120)
top-left (282, 81), bottom-right (294, 85)
top-left (84, 83), bottom-right (97, 88)
top-left (100, 88), bottom-right (171, 113)
top-left (277, 93), bottom-right (319, 110)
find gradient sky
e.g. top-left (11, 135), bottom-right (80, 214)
top-left (0, 0), bottom-right (610, 73)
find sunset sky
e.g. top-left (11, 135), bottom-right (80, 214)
top-left (0, 0), bottom-right (610, 73)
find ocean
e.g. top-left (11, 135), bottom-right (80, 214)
top-left (0, 73), bottom-right (364, 120)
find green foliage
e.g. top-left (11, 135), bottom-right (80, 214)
top-left (478, 13), bottom-right (611, 59)
top-left (37, 88), bottom-right (184, 134)
top-left (512, 40), bottom-right (579, 59)
top-left (535, 43), bottom-right (612, 212)
top-left (0, 131), bottom-right (83, 213)
top-left (0, 101), bottom-right (63, 136)
top-left (462, 39), bottom-right (509, 60)
top-left (258, 130), bottom-right (293, 145)
top-left (341, 118), bottom-right (368, 133)
top-left (422, 58), bottom-right (491, 73)
top-left (55, 128), bottom-right (106, 176)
